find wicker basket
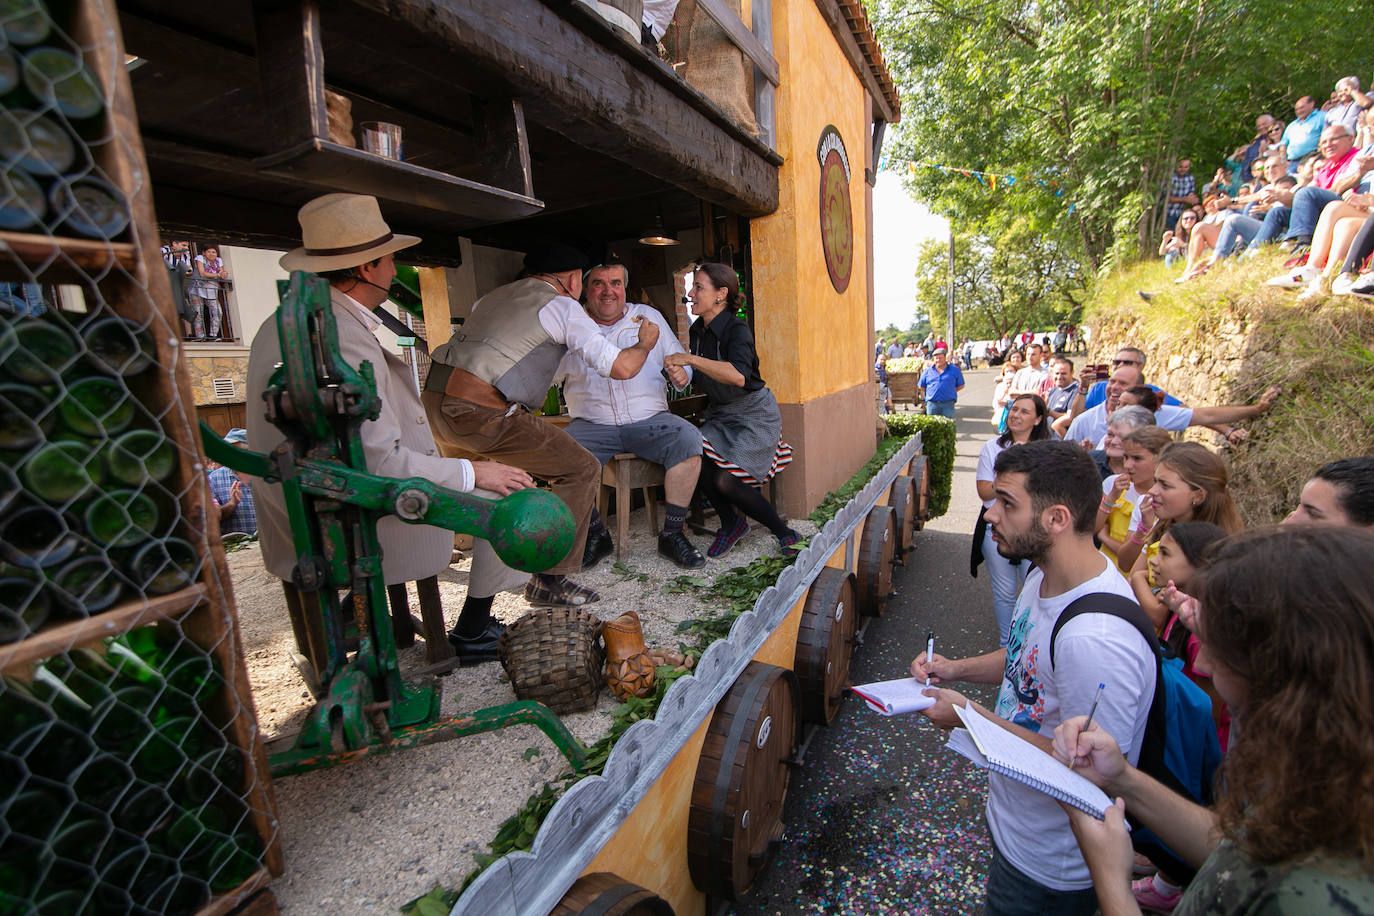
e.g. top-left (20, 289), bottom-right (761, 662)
top-left (499, 607), bottom-right (605, 713)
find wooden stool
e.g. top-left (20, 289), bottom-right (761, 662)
top-left (598, 453), bottom-right (665, 560)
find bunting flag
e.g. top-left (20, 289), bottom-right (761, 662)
top-left (873, 156), bottom-right (1081, 216)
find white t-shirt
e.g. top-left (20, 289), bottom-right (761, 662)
top-left (1010, 365), bottom-right (1050, 396)
top-left (976, 436), bottom-right (1010, 508)
top-left (553, 303), bottom-right (687, 425)
top-left (987, 559), bottom-right (1156, 891)
top-left (1066, 402), bottom-right (1194, 446)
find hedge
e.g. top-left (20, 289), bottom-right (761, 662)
top-left (880, 414), bottom-right (955, 519)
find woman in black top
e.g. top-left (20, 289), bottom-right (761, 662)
top-left (665, 263), bottom-right (799, 558)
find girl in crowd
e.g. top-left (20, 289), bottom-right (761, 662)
top-left (991, 350), bottom-right (1024, 432)
top-left (1097, 424), bottom-right (1171, 571)
top-left (973, 393), bottom-right (1050, 645)
top-left (664, 263), bottom-right (799, 557)
top-left (1055, 526), bottom-right (1374, 915)
top-left (1118, 442), bottom-right (1242, 629)
top-left (1159, 210), bottom-right (1196, 267)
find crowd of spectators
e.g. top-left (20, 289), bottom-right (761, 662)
top-left (1158, 77), bottom-right (1374, 301)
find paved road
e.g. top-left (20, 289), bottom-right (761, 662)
top-left (732, 368), bottom-right (1004, 916)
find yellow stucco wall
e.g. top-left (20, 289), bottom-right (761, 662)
top-left (752, 0), bottom-right (871, 405)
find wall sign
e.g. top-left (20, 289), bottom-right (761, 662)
top-left (817, 125), bottom-right (853, 293)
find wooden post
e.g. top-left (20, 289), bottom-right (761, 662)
top-left (252, 0), bottom-right (329, 144)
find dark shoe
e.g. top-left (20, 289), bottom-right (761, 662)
top-left (1351, 272), bottom-right (1374, 298)
top-left (446, 623), bottom-right (503, 666)
top-left (524, 576), bottom-right (601, 607)
top-left (658, 531), bottom-right (705, 568)
top-left (777, 529), bottom-right (804, 557)
top-left (707, 516), bottom-right (749, 558)
top-left (1136, 291), bottom-right (1154, 303)
top-left (581, 530), bottom-right (613, 569)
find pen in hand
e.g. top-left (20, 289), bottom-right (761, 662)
top-left (1071, 683), bottom-right (1105, 768)
top-left (925, 630), bottom-right (935, 687)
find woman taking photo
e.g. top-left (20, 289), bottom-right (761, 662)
top-left (972, 393), bottom-right (1051, 646)
top-left (1055, 526), bottom-right (1374, 915)
top-left (664, 263), bottom-right (799, 558)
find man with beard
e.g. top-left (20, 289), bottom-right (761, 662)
top-left (911, 440), bottom-right (1155, 915)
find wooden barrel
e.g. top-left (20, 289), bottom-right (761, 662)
top-left (856, 505), bottom-right (895, 616)
top-left (792, 567), bottom-right (857, 726)
top-left (908, 454), bottom-right (930, 530)
top-left (889, 474), bottom-right (916, 560)
top-left (687, 661), bottom-right (798, 899)
top-left (549, 872), bottom-right (674, 915)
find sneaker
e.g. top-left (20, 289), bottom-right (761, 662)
top-left (1350, 271), bottom-right (1374, 298)
top-left (1265, 266), bottom-right (1318, 289)
top-left (1132, 875), bottom-right (1182, 912)
top-left (1297, 277), bottom-right (1328, 302)
top-left (657, 531), bottom-right (705, 568)
top-left (707, 516), bottom-right (749, 558)
top-left (1332, 273), bottom-right (1358, 296)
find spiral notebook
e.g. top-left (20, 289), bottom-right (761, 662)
top-left (851, 677), bottom-right (938, 716)
top-left (946, 703), bottom-right (1117, 821)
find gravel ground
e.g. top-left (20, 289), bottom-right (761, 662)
top-left (229, 510), bottom-right (818, 914)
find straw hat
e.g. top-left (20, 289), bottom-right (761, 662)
top-left (279, 193), bottom-right (420, 272)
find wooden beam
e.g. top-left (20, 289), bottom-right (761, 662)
top-left (252, 0), bottom-right (330, 142)
top-left (693, 0), bottom-right (779, 86)
top-left (472, 98), bottom-right (535, 199)
top-left (812, 0), bottom-right (896, 124)
top-left (341, 0), bottom-right (778, 216)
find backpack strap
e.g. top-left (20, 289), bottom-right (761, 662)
top-left (1050, 592), bottom-right (1160, 670)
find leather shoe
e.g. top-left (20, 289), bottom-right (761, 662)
top-left (582, 530), bottom-right (613, 569)
top-left (446, 620), bottom-right (504, 665)
top-left (658, 531), bottom-right (705, 568)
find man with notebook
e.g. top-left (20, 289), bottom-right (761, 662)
top-left (911, 440), bottom-right (1156, 915)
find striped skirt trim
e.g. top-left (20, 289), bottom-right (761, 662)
top-left (702, 435), bottom-right (793, 486)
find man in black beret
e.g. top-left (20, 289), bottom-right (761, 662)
top-left (423, 243), bottom-right (662, 610)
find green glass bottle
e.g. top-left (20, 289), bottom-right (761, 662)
top-left (26, 889), bottom-right (87, 916)
top-left (0, 320), bottom-right (77, 384)
top-left (130, 537), bottom-right (199, 595)
top-left (49, 553), bottom-right (125, 616)
top-left (90, 845), bottom-right (146, 913)
top-left (0, 165), bottom-right (44, 231)
top-left (113, 781), bottom-right (175, 837)
top-left (50, 175), bottom-right (130, 242)
top-left (80, 316), bottom-right (154, 377)
top-left (83, 488), bottom-right (159, 548)
top-left (131, 713), bottom-right (203, 780)
top-left (0, 108), bottom-right (78, 177)
top-left (57, 376), bottom-right (134, 438)
top-left (166, 800), bottom-right (230, 864)
top-left (179, 746), bottom-right (245, 807)
top-left (2, 786), bottom-right (65, 840)
top-left (0, 677), bottom-right (54, 741)
top-left (49, 805), bottom-right (112, 869)
top-left (71, 751), bottom-right (136, 810)
top-left (0, 575), bottom-right (48, 642)
top-left (206, 830), bottom-right (264, 892)
top-left (0, 383), bottom-right (55, 451)
top-left (21, 47), bottom-right (104, 120)
top-left (6, 719), bottom-right (94, 781)
top-left (0, 504), bottom-right (79, 569)
top-left (89, 684), bottom-right (158, 752)
top-left (0, 0), bottom-right (51, 46)
top-left (146, 873), bottom-right (210, 915)
top-left (105, 429), bottom-right (176, 486)
top-left (162, 643), bottom-right (222, 709)
top-left (20, 441), bottom-right (102, 503)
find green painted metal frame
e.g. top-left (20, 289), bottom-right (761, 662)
top-left (200, 271), bottom-right (586, 776)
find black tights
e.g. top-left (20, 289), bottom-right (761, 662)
top-left (1340, 211), bottom-right (1374, 275)
top-left (698, 463), bottom-right (790, 538)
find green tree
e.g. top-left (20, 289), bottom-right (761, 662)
top-left (875, 0), bottom-right (1374, 269)
top-left (916, 214), bottom-right (1085, 341)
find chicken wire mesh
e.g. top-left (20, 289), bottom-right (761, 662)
top-left (1, 0), bottom-right (276, 911)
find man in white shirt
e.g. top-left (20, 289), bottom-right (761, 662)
top-left (1009, 342), bottom-right (1051, 397)
top-left (912, 440), bottom-right (1156, 914)
top-left (554, 263), bottom-right (706, 569)
top-left (1056, 364), bottom-right (1276, 446)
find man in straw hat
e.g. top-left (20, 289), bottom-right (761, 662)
top-left (422, 242), bottom-right (662, 608)
top-left (247, 193), bottom-right (532, 665)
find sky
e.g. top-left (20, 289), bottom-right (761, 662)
top-left (871, 170), bottom-right (949, 332)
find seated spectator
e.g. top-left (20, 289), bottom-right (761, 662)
top-left (554, 262), bottom-right (707, 569)
top-left (1044, 357), bottom-right (1079, 420)
top-left (1158, 211), bottom-right (1194, 267)
top-left (1227, 113), bottom-right (1276, 188)
top-left (1203, 168), bottom-right (1295, 269)
top-left (1275, 188), bottom-right (1374, 299)
top-left (208, 428), bottom-right (257, 537)
top-left (1328, 77), bottom-right (1369, 137)
top-left (1176, 193), bottom-right (1242, 279)
top-left (1281, 456), bottom-right (1374, 528)
top-left (1118, 442), bottom-right (1243, 628)
top-left (1278, 94), bottom-right (1325, 171)
top-left (1272, 124), bottom-right (1370, 254)
top-left (1239, 154), bottom-right (1320, 256)
top-left (1055, 526), bottom-right (1374, 916)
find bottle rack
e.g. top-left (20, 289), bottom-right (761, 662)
top-left (0, 0), bottom-right (282, 911)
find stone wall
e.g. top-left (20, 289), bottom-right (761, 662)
top-left (185, 353), bottom-right (250, 407)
